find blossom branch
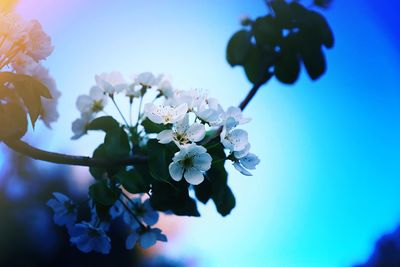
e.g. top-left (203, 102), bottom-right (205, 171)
top-left (4, 139), bottom-right (147, 167)
top-left (4, 76), bottom-right (267, 168)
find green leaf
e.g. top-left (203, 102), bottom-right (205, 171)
top-left (141, 118), bottom-right (169, 134)
top-left (274, 34), bottom-right (301, 84)
top-left (147, 139), bottom-right (177, 183)
top-left (89, 179), bottom-right (121, 206)
top-left (151, 180), bottom-right (200, 217)
top-left (308, 11), bottom-right (334, 49)
top-left (89, 143), bottom-right (124, 180)
top-left (0, 72), bottom-right (51, 127)
top-left (103, 127), bottom-right (130, 158)
top-left (243, 45), bottom-right (274, 84)
top-left (117, 169), bottom-right (149, 194)
top-left (300, 43), bottom-right (326, 80)
top-left (252, 15), bottom-right (282, 46)
top-left (0, 90), bottom-right (28, 140)
top-left (87, 116), bottom-right (119, 133)
top-left (226, 30), bottom-right (252, 66)
top-left (195, 140), bottom-right (236, 216)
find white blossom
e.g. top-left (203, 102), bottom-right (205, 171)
top-left (197, 97), bottom-right (224, 126)
top-left (223, 106), bottom-right (251, 128)
top-left (156, 76), bottom-right (174, 98)
top-left (157, 114), bottom-right (205, 146)
top-left (168, 144), bottom-right (212, 185)
top-left (25, 20), bottom-right (53, 61)
top-left (144, 103), bottom-right (188, 125)
top-left (132, 72), bottom-right (160, 88)
top-left (220, 128), bottom-right (249, 152)
top-left (95, 71), bottom-right (127, 95)
top-left (76, 86), bottom-right (108, 114)
top-left (233, 153), bottom-right (260, 176)
top-left (125, 84), bottom-right (141, 98)
top-left (71, 113), bottom-right (93, 140)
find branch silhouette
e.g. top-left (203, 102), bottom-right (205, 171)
top-left (4, 79), bottom-right (267, 168)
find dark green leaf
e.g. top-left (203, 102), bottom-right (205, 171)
top-left (300, 43), bottom-right (326, 80)
top-left (226, 30), bottom-right (252, 66)
top-left (308, 11), bottom-right (334, 49)
top-left (87, 116), bottom-right (119, 133)
top-left (89, 144), bottom-right (124, 180)
top-left (274, 49), bottom-right (300, 84)
top-left (147, 139), bottom-right (177, 183)
top-left (151, 180), bottom-right (200, 217)
top-left (0, 90), bottom-right (28, 140)
top-left (252, 15), bottom-right (281, 46)
top-left (141, 118), bottom-right (169, 134)
top-left (117, 169), bottom-right (149, 194)
top-left (89, 179), bottom-right (121, 206)
top-left (243, 45), bottom-right (274, 84)
top-left (0, 72), bottom-right (51, 127)
top-left (103, 127), bottom-right (130, 158)
top-left (195, 140), bottom-right (236, 216)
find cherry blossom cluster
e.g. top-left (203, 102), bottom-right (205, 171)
top-left (64, 71), bottom-right (260, 253)
top-left (0, 8), bottom-right (60, 126)
top-left (72, 71), bottom-right (260, 180)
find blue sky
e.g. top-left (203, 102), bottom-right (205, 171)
top-left (12, 0), bottom-right (400, 266)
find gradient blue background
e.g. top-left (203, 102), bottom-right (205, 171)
top-left (11, 0), bottom-right (400, 266)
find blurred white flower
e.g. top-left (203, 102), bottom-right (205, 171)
top-left (144, 102), bottom-right (188, 125)
top-left (156, 76), bottom-right (174, 98)
top-left (71, 113), bottom-right (93, 140)
top-left (157, 114), bottom-right (205, 146)
top-left (76, 86), bottom-right (108, 114)
top-left (95, 71), bottom-right (127, 95)
top-left (25, 20), bottom-right (53, 61)
top-left (168, 144), bottom-right (212, 185)
top-left (125, 84), bottom-right (141, 98)
top-left (132, 72), bottom-right (161, 88)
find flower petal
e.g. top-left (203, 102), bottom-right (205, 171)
top-left (169, 162), bottom-right (183, 182)
top-left (184, 167), bottom-right (204, 185)
top-left (193, 153), bottom-right (212, 171)
top-left (233, 162), bottom-right (252, 176)
top-left (140, 231), bottom-right (157, 249)
top-left (126, 232), bottom-right (139, 249)
top-left (187, 123), bottom-right (206, 142)
top-left (157, 130), bottom-right (174, 144)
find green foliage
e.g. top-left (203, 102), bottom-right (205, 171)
top-left (226, 0), bottom-right (334, 85)
top-left (141, 118), bottom-right (169, 134)
top-left (147, 139), bottom-right (177, 183)
top-left (227, 30), bottom-right (252, 66)
top-left (89, 179), bottom-right (121, 206)
top-left (0, 72), bottom-right (51, 140)
top-left (87, 116), bottom-right (119, 132)
top-left (89, 179), bottom-right (121, 220)
top-left (151, 180), bottom-right (200, 217)
top-left (116, 169), bottom-right (149, 194)
top-left (88, 116), bottom-right (130, 179)
top-left (195, 140), bottom-right (235, 216)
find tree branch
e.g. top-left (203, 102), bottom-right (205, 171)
top-left (239, 75), bottom-right (270, 110)
top-left (4, 76), bottom-right (268, 168)
top-left (4, 139), bottom-right (147, 167)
